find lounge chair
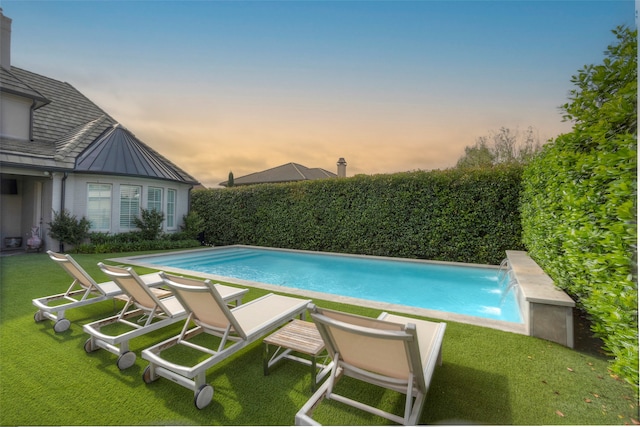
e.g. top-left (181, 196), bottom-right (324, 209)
top-left (295, 304), bottom-right (446, 426)
top-left (33, 251), bottom-right (167, 333)
top-left (83, 264), bottom-right (248, 370)
top-left (141, 272), bottom-right (311, 409)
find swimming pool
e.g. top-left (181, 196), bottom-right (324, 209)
top-left (116, 246), bottom-right (524, 325)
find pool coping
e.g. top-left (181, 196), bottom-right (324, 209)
top-left (110, 245), bottom-right (528, 336)
top-left (506, 250), bottom-right (576, 348)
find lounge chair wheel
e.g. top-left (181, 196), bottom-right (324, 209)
top-left (117, 351), bottom-right (136, 370)
top-left (194, 384), bottom-right (214, 410)
top-left (84, 338), bottom-right (97, 353)
top-left (142, 366), bottom-right (157, 384)
top-left (34, 311), bottom-right (45, 322)
top-left (53, 318), bottom-right (71, 333)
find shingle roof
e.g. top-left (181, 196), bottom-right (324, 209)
top-left (220, 162), bottom-right (336, 186)
top-left (0, 66), bottom-right (199, 184)
top-left (9, 67), bottom-right (116, 144)
top-left (0, 67), bottom-right (49, 108)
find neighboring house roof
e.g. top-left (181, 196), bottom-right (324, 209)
top-left (220, 162), bottom-right (336, 187)
top-left (0, 66), bottom-right (199, 185)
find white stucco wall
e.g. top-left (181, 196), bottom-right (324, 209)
top-left (0, 186), bottom-right (23, 246)
top-left (1, 169), bottom-right (193, 252)
top-left (64, 173), bottom-right (192, 235)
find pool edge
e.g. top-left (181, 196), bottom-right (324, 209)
top-left (109, 245), bottom-right (527, 335)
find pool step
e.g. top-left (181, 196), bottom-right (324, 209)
top-left (157, 249), bottom-right (255, 266)
top-left (207, 251), bottom-right (259, 264)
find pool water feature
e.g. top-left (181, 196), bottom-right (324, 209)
top-left (118, 246), bottom-right (523, 325)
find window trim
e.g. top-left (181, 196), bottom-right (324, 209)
top-left (166, 188), bottom-right (177, 230)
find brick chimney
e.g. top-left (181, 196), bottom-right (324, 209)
top-left (0, 9), bottom-right (11, 69)
top-left (337, 157), bottom-right (347, 178)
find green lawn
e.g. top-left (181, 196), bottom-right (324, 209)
top-left (1, 251), bottom-right (637, 425)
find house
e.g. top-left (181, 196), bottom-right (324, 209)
top-left (220, 158), bottom-right (347, 187)
top-left (0, 10), bottom-right (200, 252)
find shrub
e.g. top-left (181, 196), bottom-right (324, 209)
top-left (521, 26), bottom-right (638, 391)
top-left (181, 211), bottom-right (205, 240)
top-left (191, 164), bottom-right (525, 265)
top-left (133, 208), bottom-right (165, 241)
top-left (75, 231), bottom-right (200, 253)
top-left (48, 209), bottom-right (91, 251)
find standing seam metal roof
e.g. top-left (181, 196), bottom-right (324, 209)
top-left (76, 124), bottom-right (193, 182)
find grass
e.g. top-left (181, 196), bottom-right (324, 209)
top-left (1, 251), bottom-right (637, 425)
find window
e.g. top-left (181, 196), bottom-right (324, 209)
top-left (87, 184), bottom-right (111, 231)
top-left (147, 187), bottom-right (163, 213)
top-left (120, 185), bottom-right (141, 229)
top-left (166, 189), bottom-right (176, 229)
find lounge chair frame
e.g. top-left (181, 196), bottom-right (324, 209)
top-left (295, 304), bottom-right (446, 426)
top-left (33, 251), bottom-right (164, 333)
top-left (141, 273), bottom-right (310, 409)
top-left (83, 264), bottom-right (247, 370)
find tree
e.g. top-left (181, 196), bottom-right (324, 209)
top-left (456, 137), bottom-right (494, 168)
top-left (516, 127), bottom-right (543, 164)
top-left (228, 171), bottom-right (235, 187)
top-left (456, 126), bottom-right (542, 168)
top-left (562, 26), bottom-right (637, 138)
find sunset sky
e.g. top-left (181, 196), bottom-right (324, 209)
top-left (4, 0), bottom-right (635, 188)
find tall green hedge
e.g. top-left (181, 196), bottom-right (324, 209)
top-left (191, 164), bottom-right (525, 265)
top-left (520, 27), bottom-right (637, 391)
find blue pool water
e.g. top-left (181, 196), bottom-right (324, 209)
top-left (128, 246), bottom-right (522, 323)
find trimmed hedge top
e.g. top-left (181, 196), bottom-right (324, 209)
top-left (192, 164), bottom-right (525, 265)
